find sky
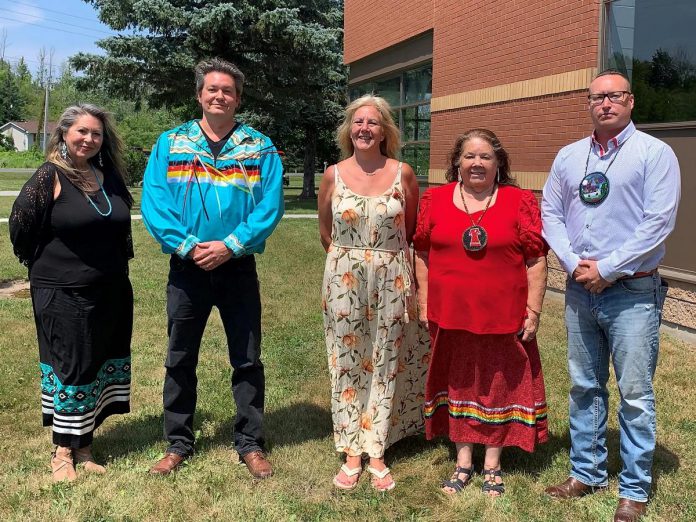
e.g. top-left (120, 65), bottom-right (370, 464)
top-left (0, 0), bottom-right (117, 76)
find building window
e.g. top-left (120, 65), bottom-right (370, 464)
top-left (348, 65), bottom-right (432, 175)
top-left (603, 0), bottom-right (696, 124)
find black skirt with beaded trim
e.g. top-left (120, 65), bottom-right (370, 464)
top-left (31, 277), bottom-right (132, 448)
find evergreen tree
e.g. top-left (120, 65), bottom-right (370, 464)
top-left (0, 61), bottom-right (24, 124)
top-left (72, 0), bottom-right (347, 198)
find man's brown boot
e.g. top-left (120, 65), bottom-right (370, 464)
top-left (240, 451), bottom-right (273, 479)
top-left (149, 453), bottom-right (186, 475)
top-left (545, 477), bottom-right (607, 499)
top-left (614, 499), bottom-right (647, 522)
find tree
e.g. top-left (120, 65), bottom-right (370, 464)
top-left (647, 49), bottom-right (680, 90)
top-left (0, 61), bottom-right (24, 124)
top-left (72, 0), bottom-right (347, 198)
top-left (0, 132), bottom-right (15, 151)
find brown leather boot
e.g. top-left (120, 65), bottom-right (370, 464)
top-left (545, 477), bottom-right (607, 499)
top-left (51, 446), bottom-right (77, 482)
top-left (149, 453), bottom-right (186, 475)
top-left (614, 499), bottom-right (647, 522)
top-left (73, 446), bottom-right (106, 474)
top-left (240, 451), bottom-right (273, 479)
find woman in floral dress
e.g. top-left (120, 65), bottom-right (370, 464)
top-left (318, 95), bottom-right (429, 491)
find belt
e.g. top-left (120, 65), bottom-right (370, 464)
top-left (618, 268), bottom-right (657, 280)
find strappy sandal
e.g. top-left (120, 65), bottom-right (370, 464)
top-left (367, 465), bottom-right (395, 492)
top-left (481, 468), bottom-right (505, 497)
top-left (51, 446), bottom-right (77, 482)
top-left (333, 463), bottom-right (362, 491)
top-left (441, 465), bottom-right (474, 494)
top-left (73, 446), bottom-right (106, 474)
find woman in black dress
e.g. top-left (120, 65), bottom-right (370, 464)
top-left (9, 104), bottom-right (134, 481)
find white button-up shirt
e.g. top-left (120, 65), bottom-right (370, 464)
top-left (541, 121), bottom-right (681, 282)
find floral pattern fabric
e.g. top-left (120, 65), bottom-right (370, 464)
top-left (322, 164), bottom-right (429, 458)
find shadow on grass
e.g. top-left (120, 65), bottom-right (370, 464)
top-left (196, 401), bottom-right (333, 453)
top-left (391, 425), bottom-right (679, 483)
top-left (413, 431), bottom-right (572, 477)
top-left (603, 427), bottom-right (680, 499)
top-left (95, 412), bottom-right (164, 458)
top-left (438, 425), bottom-right (682, 490)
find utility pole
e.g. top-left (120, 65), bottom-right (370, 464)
top-left (42, 53), bottom-right (52, 153)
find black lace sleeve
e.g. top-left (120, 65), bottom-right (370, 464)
top-left (9, 162), bottom-right (57, 267)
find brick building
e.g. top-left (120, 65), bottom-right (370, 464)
top-left (344, 0), bottom-right (696, 332)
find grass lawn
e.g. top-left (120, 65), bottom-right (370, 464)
top-left (0, 171), bottom-right (33, 191)
top-left (283, 175), bottom-right (320, 214)
top-left (0, 221), bottom-right (695, 521)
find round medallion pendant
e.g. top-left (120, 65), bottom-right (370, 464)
top-left (462, 225), bottom-right (488, 251)
top-left (579, 172), bottom-right (610, 205)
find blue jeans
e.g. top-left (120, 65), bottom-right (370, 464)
top-left (565, 273), bottom-right (667, 502)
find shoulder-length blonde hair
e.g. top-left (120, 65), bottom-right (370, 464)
top-left (336, 95), bottom-right (401, 159)
top-left (46, 103), bottom-right (132, 206)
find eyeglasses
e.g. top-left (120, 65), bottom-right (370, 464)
top-left (587, 91), bottom-right (632, 106)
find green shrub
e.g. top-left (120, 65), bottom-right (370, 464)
top-left (0, 134), bottom-right (16, 152)
top-left (123, 148), bottom-right (149, 186)
top-left (0, 149), bottom-right (44, 168)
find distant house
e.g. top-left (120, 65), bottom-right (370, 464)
top-left (0, 121), bottom-right (58, 151)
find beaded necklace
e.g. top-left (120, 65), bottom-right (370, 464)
top-left (85, 165), bottom-right (113, 217)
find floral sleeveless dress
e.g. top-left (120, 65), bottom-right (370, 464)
top-left (322, 163), bottom-right (429, 458)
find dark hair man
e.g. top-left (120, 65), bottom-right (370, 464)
top-left (541, 70), bottom-right (681, 522)
top-left (142, 57), bottom-right (284, 479)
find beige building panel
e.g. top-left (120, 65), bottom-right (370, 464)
top-left (431, 67), bottom-right (597, 112)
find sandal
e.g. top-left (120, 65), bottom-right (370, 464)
top-left (333, 463), bottom-right (362, 491)
top-left (51, 446), bottom-right (77, 482)
top-left (367, 465), bottom-right (395, 492)
top-left (481, 468), bottom-right (505, 497)
top-left (441, 465), bottom-right (474, 494)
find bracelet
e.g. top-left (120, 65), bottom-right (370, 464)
top-left (526, 305), bottom-right (542, 316)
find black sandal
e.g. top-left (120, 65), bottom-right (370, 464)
top-left (441, 465), bottom-right (474, 494)
top-left (481, 468), bottom-right (505, 496)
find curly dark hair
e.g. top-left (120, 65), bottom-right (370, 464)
top-left (445, 128), bottom-right (517, 186)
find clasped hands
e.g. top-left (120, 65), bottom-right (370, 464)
top-left (573, 259), bottom-right (612, 294)
top-left (190, 241), bottom-right (233, 271)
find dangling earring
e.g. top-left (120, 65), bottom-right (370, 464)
top-left (496, 168), bottom-right (500, 184)
top-left (457, 167), bottom-right (462, 183)
top-left (98, 151), bottom-right (104, 167)
top-left (60, 142), bottom-right (68, 160)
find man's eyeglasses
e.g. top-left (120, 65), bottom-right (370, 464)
top-left (587, 91), bottom-right (632, 106)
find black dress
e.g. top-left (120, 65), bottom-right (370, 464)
top-left (9, 162), bottom-right (133, 448)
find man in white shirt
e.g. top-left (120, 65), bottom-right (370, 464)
top-left (541, 70), bottom-right (680, 522)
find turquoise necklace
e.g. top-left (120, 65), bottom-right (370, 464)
top-left (86, 164), bottom-right (112, 217)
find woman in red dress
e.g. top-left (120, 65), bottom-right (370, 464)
top-left (413, 128), bottom-right (548, 496)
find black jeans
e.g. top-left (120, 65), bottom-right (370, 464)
top-left (163, 254), bottom-right (265, 458)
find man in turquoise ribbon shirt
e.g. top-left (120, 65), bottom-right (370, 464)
top-left (142, 57), bottom-right (284, 479)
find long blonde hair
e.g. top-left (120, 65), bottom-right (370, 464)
top-left (46, 104), bottom-right (131, 205)
top-left (336, 95), bottom-right (401, 159)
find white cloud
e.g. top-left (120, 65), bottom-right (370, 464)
top-left (4, 1), bottom-right (46, 27)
